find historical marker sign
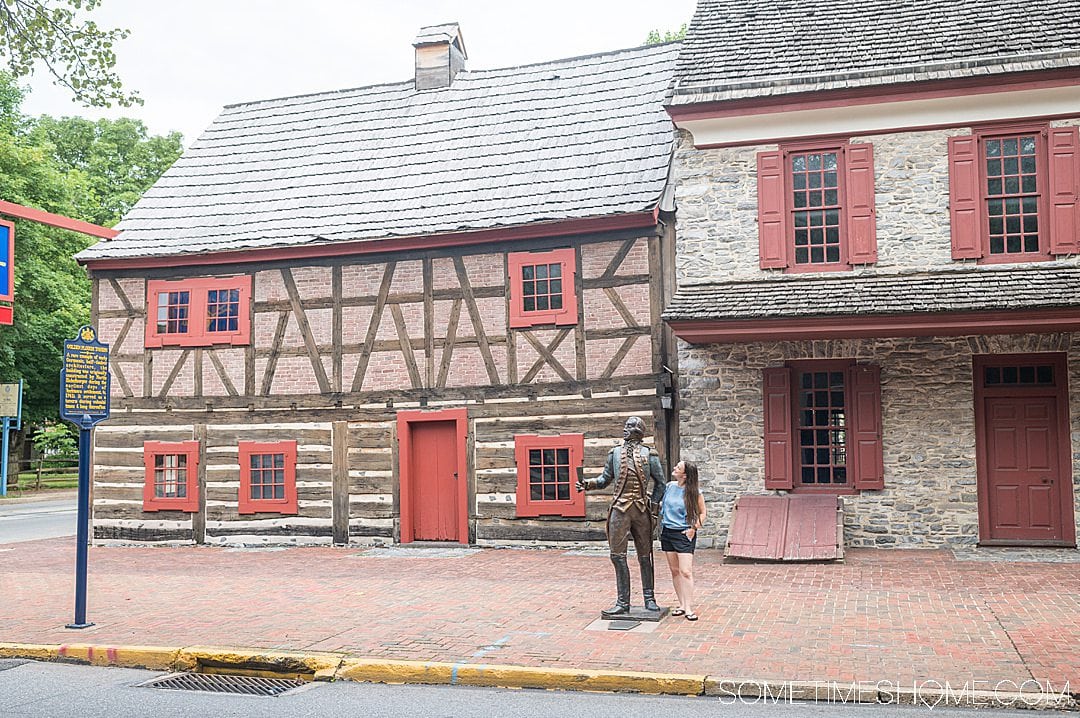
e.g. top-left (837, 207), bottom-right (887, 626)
top-left (61, 325), bottom-right (110, 426)
top-left (0, 382), bottom-right (19, 417)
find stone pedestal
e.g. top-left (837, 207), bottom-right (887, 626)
top-left (599, 606), bottom-right (669, 622)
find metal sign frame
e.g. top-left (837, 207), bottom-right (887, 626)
top-left (0, 379), bottom-right (21, 497)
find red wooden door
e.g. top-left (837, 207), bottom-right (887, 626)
top-left (985, 397), bottom-right (1064, 542)
top-left (409, 420), bottom-right (459, 541)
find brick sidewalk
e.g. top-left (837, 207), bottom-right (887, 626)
top-left (1, 539), bottom-right (1077, 690)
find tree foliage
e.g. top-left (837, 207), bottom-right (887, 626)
top-left (31, 420), bottom-right (76, 457)
top-left (645, 25), bottom-right (687, 45)
top-left (29, 115), bottom-right (181, 225)
top-left (0, 0), bottom-right (138, 107)
top-left (0, 72), bottom-right (181, 423)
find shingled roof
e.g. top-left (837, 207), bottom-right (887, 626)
top-left (668, 0), bottom-right (1080, 105)
top-left (79, 42), bottom-right (679, 262)
top-left (663, 266), bottom-right (1080, 323)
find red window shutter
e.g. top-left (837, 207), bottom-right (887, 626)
top-left (847, 364), bottom-right (884, 490)
top-left (762, 367), bottom-right (793, 490)
top-left (844, 143), bottom-right (877, 264)
top-left (948, 136), bottom-right (984, 259)
top-left (1048, 126), bottom-right (1080, 255)
top-left (757, 151), bottom-right (789, 269)
top-left (514, 434), bottom-right (585, 518)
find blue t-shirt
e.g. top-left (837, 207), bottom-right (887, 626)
top-left (660, 481), bottom-right (690, 529)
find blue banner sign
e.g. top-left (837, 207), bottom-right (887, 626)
top-left (60, 325), bottom-right (110, 427)
top-left (0, 220), bottom-right (11, 303)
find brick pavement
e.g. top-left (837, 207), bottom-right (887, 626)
top-left (1, 539), bottom-right (1077, 691)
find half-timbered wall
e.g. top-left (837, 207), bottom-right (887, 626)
top-left (90, 229), bottom-right (674, 545)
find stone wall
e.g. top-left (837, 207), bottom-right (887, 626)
top-left (673, 118), bottom-right (1080, 284)
top-left (678, 333), bottom-right (1080, 549)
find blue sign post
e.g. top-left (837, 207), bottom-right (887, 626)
top-left (0, 380), bottom-right (22, 496)
top-left (60, 325), bottom-right (110, 629)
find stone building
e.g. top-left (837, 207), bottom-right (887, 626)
top-left (663, 0), bottom-right (1080, 548)
top-left (77, 27), bottom-right (682, 546)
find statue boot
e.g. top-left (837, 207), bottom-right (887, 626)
top-left (639, 554), bottom-right (660, 612)
top-left (601, 554), bottom-right (631, 618)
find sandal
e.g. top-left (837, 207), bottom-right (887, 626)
top-left (685, 613), bottom-right (699, 621)
top-left (671, 608), bottom-right (685, 616)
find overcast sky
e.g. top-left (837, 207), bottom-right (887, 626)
top-left (18, 0), bottom-right (696, 145)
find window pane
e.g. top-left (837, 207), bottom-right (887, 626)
top-left (796, 370), bottom-right (848, 486)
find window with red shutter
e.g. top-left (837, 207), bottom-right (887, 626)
top-left (143, 441), bottom-right (200, 512)
top-left (145, 276), bottom-right (252, 348)
top-left (757, 141), bottom-right (877, 272)
top-left (238, 440), bottom-right (298, 515)
top-left (507, 249), bottom-right (578, 328)
top-left (514, 434), bottom-right (585, 517)
top-left (950, 123), bottom-right (1080, 262)
top-left (762, 361), bottom-right (883, 493)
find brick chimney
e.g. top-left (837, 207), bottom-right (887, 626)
top-left (413, 23), bottom-right (467, 91)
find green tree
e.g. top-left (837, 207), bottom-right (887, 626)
top-left (29, 115), bottom-right (182, 225)
top-left (0, 0), bottom-right (138, 107)
top-left (645, 24), bottom-right (687, 45)
top-left (0, 72), bottom-right (180, 424)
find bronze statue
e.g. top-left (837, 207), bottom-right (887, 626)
top-left (576, 416), bottom-right (666, 618)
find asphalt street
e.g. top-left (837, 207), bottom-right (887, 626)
top-left (0, 661), bottom-right (1053, 718)
top-left (0, 496), bottom-right (77, 544)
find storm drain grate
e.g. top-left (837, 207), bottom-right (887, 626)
top-left (144, 672), bottom-right (306, 697)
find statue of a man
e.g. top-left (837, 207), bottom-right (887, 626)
top-left (576, 416), bottom-right (666, 618)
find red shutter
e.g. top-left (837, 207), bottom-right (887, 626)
top-left (845, 143), bottom-right (877, 264)
top-left (1048, 126), bottom-right (1080, 255)
top-left (948, 135), bottom-right (984, 259)
top-left (762, 367), bottom-right (793, 490)
top-left (847, 364), bottom-right (884, 490)
top-left (757, 151), bottom-right (789, 269)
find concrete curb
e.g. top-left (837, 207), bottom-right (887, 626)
top-left (0, 643), bottom-right (1075, 710)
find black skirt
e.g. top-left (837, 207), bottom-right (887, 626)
top-left (660, 526), bottom-right (697, 554)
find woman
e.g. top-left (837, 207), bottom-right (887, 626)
top-left (660, 460), bottom-right (706, 621)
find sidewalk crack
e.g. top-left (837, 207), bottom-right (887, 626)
top-left (982, 594), bottom-right (1035, 683)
